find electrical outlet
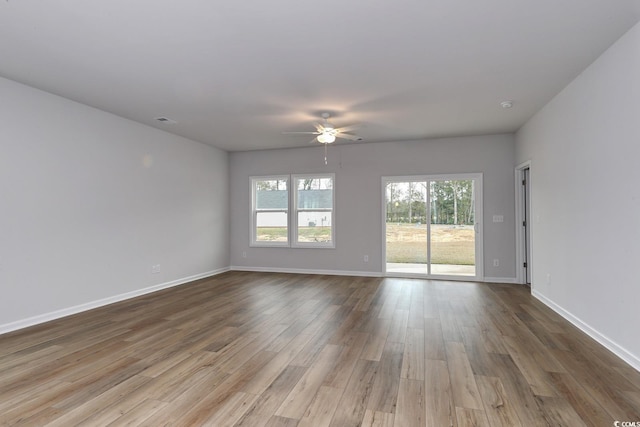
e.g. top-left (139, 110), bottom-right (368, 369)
top-left (151, 264), bottom-right (160, 274)
top-left (493, 259), bottom-right (499, 267)
top-left (364, 255), bottom-right (369, 262)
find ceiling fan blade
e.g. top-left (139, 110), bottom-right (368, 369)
top-left (309, 136), bottom-right (319, 144)
top-left (283, 131), bottom-right (320, 135)
top-left (335, 124), bottom-right (361, 133)
top-left (336, 132), bottom-right (363, 141)
top-left (314, 123), bottom-right (326, 133)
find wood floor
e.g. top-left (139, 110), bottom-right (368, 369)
top-left (1, 272), bottom-right (639, 426)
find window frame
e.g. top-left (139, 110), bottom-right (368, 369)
top-left (250, 175), bottom-right (290, 247)
top-left (250, 173), bottom-right (336, 249)
top-left (292, 173), bottom-right (335, 249)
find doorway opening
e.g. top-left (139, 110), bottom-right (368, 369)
top-left (383, 174), bottom-right (483, 280)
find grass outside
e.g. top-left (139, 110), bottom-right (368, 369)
top-left (256, 223), bottom-right (474, 265)
top-left (386, 223), bottom-right (475, 265)
top-left (257, 226), bottom-right (331, 243)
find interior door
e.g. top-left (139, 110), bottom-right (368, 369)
top-left (523, 167), bottom-right (531, 284)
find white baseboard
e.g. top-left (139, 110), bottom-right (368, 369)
top-left (0, 267), bottom-right (229, 336)
top-left (483, 276), bottom-right (519, 284)
top-left (230, 265), bottom-right (383, 278)
top-left (231, 267), bottom-right (517, 283)
top-left (532, 290), bottom-right (640, 372)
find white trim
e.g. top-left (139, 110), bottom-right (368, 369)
top-left (384, 272), bottom-right (476, 282)
top-left (250, 175), bottom-right (290, 248)
top-left (233, 266), bottom-right (515, 283)
top-left (483, 276), bottom-right (519, 284)
top-left (381, 272), bottom-right (516, 284)
top-left (533, 290), bottom-right (640, 372)
top-left (515, 160), bottom-right (532, 285)
top-left (0, 267), bottom-right (229, 335)
top-left (381, 179), bottom-right (388, 274)
top-left (231, 265), bottom-right (382, 278)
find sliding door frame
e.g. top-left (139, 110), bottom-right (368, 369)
top-left (382, 173), bottom-right (484, 281)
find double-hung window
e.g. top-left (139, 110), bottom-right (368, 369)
top-left (292, 174), bottom-right (334, 248)
top-left (251, 174), bottom-right (335, 248)
top-left (251, 176), bottom-right (289, 247)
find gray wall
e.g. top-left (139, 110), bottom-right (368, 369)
top-left (516, 22), bottom-right (640, 367)
top-left (0, 77), bottom-right (229, 331)
top-left (230, 134), bottom-right (516, 280)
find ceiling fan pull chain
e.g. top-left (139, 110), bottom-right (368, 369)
top-left (324, 143), bottom-right (328, 165)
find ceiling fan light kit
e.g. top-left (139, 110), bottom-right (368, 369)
top-left (283, 112), bottom-right (362, 144)
top-left (282, 112), bottom-right (363, 164)
top-left (317, 132), bottom-right (336, 143)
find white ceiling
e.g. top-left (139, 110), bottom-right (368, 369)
top-left (1, 1), bottom-right (639, 152)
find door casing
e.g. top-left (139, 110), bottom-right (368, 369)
top-left (515, 161), bottom-right (532, 286)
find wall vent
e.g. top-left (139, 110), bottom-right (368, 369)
top-left (154, 117), bottom-right (177, 124)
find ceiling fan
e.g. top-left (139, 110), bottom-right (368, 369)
top-left (283, 113), bottom-right (363, 145)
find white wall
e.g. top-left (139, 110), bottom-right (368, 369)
top-left (230, 134), bottom-right (516, 280)
top-left (516, 22), bottom-right (640, 368)
top-left (0, 77), bottom-right (229, 331)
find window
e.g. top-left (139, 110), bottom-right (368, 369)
top-left (251, 176), bottom-right (289, 247)
top-left (293, 174), bottom-right (334, 248)
top-left (250, 174), bottom-right (335, 248)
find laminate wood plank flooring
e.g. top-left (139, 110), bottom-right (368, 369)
top-left (1, 272), bottom-right (639, 426)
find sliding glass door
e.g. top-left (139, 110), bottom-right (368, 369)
top-left (385, 181), bottom-right (429, 275)
top-left (384, 174), bottom-right (482, 279)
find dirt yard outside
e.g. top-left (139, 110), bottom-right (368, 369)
top-left (256, 226), bottom-right (331, 243)
top-left (256, 223), bottom-right (475, 265)
top-left (386, 223), bottom-right (475, 265)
